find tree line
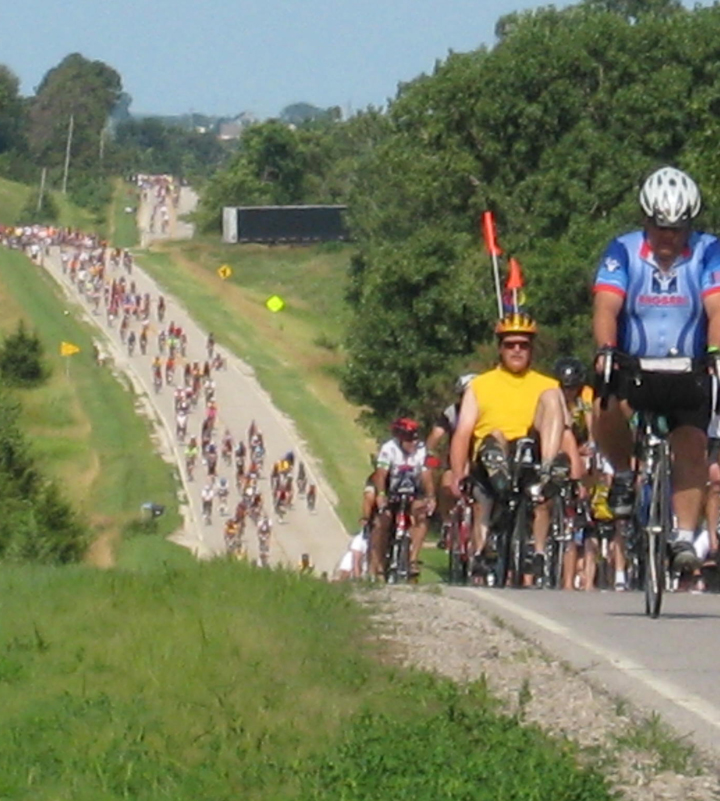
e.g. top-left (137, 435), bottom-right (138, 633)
top-left (197, 0), bottom-right (720, 427)
top-left (0, 54), bottom-right (230, 226)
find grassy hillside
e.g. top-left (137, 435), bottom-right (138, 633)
top-left (0, 560), bottom-right (612, 800)
top-left (0, 247), bottom-right (182, 565)
top-left (0, 175), bottom-right (104, 234)
top-left (138, 238), bottom-right (374, 529)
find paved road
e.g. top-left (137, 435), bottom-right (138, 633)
top-left (449, 585), bottom-right (720, 757)
top-left (40, 205), bottom-right (350, 575)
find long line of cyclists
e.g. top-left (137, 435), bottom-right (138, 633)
top-left (0, 223), bottom-right (319, 569)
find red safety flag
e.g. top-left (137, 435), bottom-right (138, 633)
top-left (481, 211), bottom-right (502, 257)
top-left (506, 257), bottom-right (524, 290)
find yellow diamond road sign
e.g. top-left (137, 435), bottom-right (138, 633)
top-left (218, 264), bottom-right (232, 280)
top-left (266, 295), bottom-right (285, 313)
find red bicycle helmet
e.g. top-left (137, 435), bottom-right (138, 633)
top-left (391, 417), bottom-right (420, 440)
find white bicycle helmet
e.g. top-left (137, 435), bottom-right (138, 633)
top-left (639, 167), bottom-right (701, 227)
top-left (454, 373), bottom-right (478, 394)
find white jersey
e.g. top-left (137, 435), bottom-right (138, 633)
top-left (338, 532), bottom-right (368, 574)
top-left (376, 438), bottom-right (427, 495)
top-left (201, 487), bottom-right (214, 502)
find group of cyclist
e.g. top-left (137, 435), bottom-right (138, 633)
top-left (350, 167), bottom-right (720, 594)
top-left (4, 219), bottom-right (322, 570)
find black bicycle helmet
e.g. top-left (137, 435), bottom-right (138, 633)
top-left (553, 356), bottom-right (586, 388)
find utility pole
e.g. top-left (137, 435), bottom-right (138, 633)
top-left (36, 167), bottom-right (47, 214)
top-left (61, 113), bottom-right (74, 195)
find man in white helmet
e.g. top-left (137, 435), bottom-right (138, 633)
top-left (593, 166), bottom-right (720, 572)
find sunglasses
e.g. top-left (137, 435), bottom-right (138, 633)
top-left (501, 340), bottom-right (531, 351)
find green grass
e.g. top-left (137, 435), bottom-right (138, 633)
top-left (137, 242), bottom-right (373, 530)
top-left (0, 247), bottom-right (182, 559)
top-left (0, 561), bottom-right (613, 800)
top-left (110, 179), bottom-right (139, 248)
top-left (0, 175), bottom-right (103, 234)
top-left (0, 176), bottom-right (30, 223)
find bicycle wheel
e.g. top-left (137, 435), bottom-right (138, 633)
top-left (492, 507), bottom-right (513, 587)
top-left (546, 499), bottom-right (565, 589)
top-left (645, 446), bottom-right (671, 618)
top-left (509, 498), bottom-right (530, 588)
top-left (447, 514), bottom-right (464, 585)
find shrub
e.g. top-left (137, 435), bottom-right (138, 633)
top-left (0, 320), bottom-right (49, 387)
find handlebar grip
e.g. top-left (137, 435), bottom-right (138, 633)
top-left (598, 349), bottom-right (614, 411)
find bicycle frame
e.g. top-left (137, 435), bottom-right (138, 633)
top-left (386, 489), bottom-right (414, 584)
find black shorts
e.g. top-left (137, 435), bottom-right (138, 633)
top-left (594, 367), bottom-right (711, 433)
top-left (709, 437), bottom-right (720, 463)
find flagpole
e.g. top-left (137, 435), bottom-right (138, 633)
top-left (490, 251), bottom-right (503, 318)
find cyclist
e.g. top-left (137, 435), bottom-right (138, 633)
top-left (217, 477), bottom-right (230, 516)
top-left (593, 166), bottom-right (720, 572)
top-left (371, 418), bottom-right (435, 579)
top-left (201, 483), bottom-right (214, 523)
top-left (553, 357), bottom-right (599, 590)
top-left (426, 373), bottom-right (478, 548)
top-left (450, 314), bottom-right (572, 583)
top-left (185, 436), bottom-right (199, 478)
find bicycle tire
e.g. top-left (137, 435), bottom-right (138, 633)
top-left (645, 446), bottom-right (670, 618)
top-left (510, 498), bottom-right (530, 588)
top-left (447, 515), bottom-right (463, 585)
top-left (546, 498), bottom-right (565, 589)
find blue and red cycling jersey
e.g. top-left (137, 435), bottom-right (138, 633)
top-left (593, 230), bottom-right (720, 357)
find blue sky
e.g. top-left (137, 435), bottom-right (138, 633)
top-left (1, 0), bottom-right (706, 120)
top-left (0, 0), bottom-right (572, 119)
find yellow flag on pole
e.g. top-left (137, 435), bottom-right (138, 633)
top-left (60, 341), bottom-right (80, 357)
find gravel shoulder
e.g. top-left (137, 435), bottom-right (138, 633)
top-left (364, 587), bottom-right (720, 801)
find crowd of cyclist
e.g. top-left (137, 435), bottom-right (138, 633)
top-left (0, 221), bottom-right (320, 569)
top-left (341, 167), bottom-right (720, 595)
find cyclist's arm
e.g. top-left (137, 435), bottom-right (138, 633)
top-left (425, 424), bottom-right (446, 454)
top-left (592, 290), bottom-right (624, 350)
top-left (703, 292), bottom-right (720, 350)
top-left (449, 388), bottom-right (477, 486)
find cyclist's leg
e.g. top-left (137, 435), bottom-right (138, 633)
top-left (669, 423), bottom-right (707, 546)
top-left (409, 498), bottom-right (428, 565)
top-left (369, 513), bottom-right (390, 578)
top-left (706, 445), bottom-right (720, 554)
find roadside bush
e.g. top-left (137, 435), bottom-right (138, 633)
top-left (0, 320), bottom-right (49, 387)
top-left (0, 391), bottom-right (88, 563)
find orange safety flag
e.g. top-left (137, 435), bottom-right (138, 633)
top-left (481, 211), bottom-right (502, 257)
top-left (506, 257), bottom-right (524, 290)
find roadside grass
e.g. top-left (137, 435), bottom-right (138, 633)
top-left (0, 561), bottom-right (613, 800)
top-left (110, 179), bottom-right (139, 248)
top-left (0, 247), bottom-right (182, 563)
top-left (614, 711), bottom-right (699, 775)
top-left (136, 240), bottom-right (374, 529)
top-left (0, 176), bottom-right (29, 223)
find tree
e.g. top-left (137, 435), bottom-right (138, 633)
top-left (0, 65), bottom-right (25, 156)
top-left (0, 320), bottom-right (49, 387)
top-left (343, 0), bottom-right (720, 425)
top-left (27, 53), bottom-right (123, 173)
